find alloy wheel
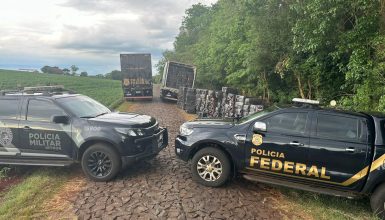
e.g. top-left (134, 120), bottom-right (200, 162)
top-left (87, 151), bottom-right (113, 178)
top-left (197, 155), bottom-right (223, 181)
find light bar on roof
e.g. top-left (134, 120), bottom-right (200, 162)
top-left (24, 85), bottom-right (64, 91)
top-left (292, 98), bottom-right (320, 105)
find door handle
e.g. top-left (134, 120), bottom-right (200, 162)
top-left (289, 141), bottom-right (304, 146)
top-left (345, 147), bottom-right (355, 153)
top-left (23, 126), bottom-right (32, 130)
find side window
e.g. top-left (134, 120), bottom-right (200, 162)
top-left (264, 112), bottom-right (308, 135)
top-left (27, 100), bottom-right (66, 122)
top-left (316, 113), bottom-right (360, 142)
top-left (0, 99), bottom-right (19, 119)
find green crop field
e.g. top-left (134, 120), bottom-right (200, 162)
top-left (0, 69), bottom-right (122, 108)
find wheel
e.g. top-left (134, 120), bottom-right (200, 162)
top-left (81, 143), bottom-right (121, 182)
top-left (191, 147), bottom-right (231, 187)
top-left (371, 183), bottom-right (385, 219)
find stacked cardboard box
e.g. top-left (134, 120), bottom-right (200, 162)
top-left (177, 87), bottom-right (264, 118)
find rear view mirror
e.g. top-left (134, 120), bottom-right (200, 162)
top-left (52, 115), bottom-right (69, 124)
top-left (253, 122), bottom-right (266, 133)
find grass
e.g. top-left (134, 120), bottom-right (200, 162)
top-left (116, 102), bottom-right (132, 112)
top-left (278, 188), bottom-right (377, 220)
top-left (0, 168), bottom-right (71, 220)
top-left (0, 69), bottom-right (122, 108)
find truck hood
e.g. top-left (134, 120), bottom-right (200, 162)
top-left (89, 112), bottom-right (156, 128)
top-left (186, 119), bottom-right (235, 129)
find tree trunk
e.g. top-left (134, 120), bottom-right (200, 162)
top-left (260, 71), bottom-right (270, 103)
top-left (307, 79), bottom-right (312, 99)
top-left (295, 72), bottom-right (306, 99)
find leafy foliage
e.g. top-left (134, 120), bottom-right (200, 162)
top-left (159, 0), bottom-right (385, 110)
top-left (105, 70), bottom-right (123, 80)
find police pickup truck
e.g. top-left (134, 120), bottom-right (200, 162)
top-left (0, 86), bottom-right (168, 181)
top-left (175, 98), bottom-right (385, 218)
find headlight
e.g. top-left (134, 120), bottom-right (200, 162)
top-left (115, 128), bottom-right (144, 136)
top-left (180, 124), bottom-right (193, 136)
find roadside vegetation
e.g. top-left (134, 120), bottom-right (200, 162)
top-left (0, 168), bottom-right (72, 220)
top-left (279, 189), bottom-right (376, 220)
top-left (157, 0), bottom-right (385, 112)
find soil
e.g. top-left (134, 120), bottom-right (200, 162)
top-left (0, 175), bottom-right (23, 193)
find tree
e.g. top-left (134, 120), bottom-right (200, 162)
top-left (62, 68), bottom-right (70, 75)
top-left (105, 70), bottom-right (122, 80)
top-left (41, 66), bottom-right (50, 73)
top-left (158, 0), bottom-right (385, 111)
top-left (40, 66), bottom-right (64, 74)
top-left (80, 71), bottom-right (88, 77)
top-left (70, 65), bottom-right (79, 76)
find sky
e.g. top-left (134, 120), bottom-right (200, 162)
top-left (0, 0), bottom-right (217, 75)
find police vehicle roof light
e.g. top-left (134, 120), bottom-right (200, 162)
top-left (292, 98), bottom-right (320, 105)
top-left (23, 85), bottom-right (64, 91)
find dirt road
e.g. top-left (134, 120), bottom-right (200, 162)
top-left (72, 88), bottom-right (299, 220)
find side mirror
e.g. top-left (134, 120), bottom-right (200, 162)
top-left (52, 115), bottom-right (69, 124)
top-left (253, 121), bottom-right (267, 133)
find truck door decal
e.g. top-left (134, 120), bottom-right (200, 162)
top-left (247, 152), bottom-right (385, 187)
top-left (0, 121), bottom-right (20, 155)
top-left (252, 134), bottom-right (263, 146)
top-left (0, 127), bottom-right (13, 147)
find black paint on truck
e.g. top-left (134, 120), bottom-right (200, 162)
top-left (120, 54), bottom-right (153, 100)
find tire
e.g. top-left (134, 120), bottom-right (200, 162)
top-left (81, 143), bottom-right (121, 182)
top-left (371, 183), bottom-right (385, 219)
top-left (191, 147), bottom-right (231, 187)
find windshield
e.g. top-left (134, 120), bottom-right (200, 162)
top-left (56, 96), bottom-right (111, 118)
top-left (238, 106), bottom-right (278, 124)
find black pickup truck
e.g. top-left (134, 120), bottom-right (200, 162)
top-left (175, 99), bottom-right (385, 218)
top-left (0, 86), bottom-right (168, 181)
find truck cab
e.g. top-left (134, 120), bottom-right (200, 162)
top-left (175, 99), bottom-right (385, 218)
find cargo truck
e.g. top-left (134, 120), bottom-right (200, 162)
top-left (120, 54), bottom-right (153, 100)
top-left (160, 61), bottom-right (196, 101)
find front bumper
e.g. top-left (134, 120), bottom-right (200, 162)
top-left (175, 135), bottom-right (193, 161)
top-left (122, 128), bottom-right (168, 166)
top-left (125, 96), bottom-right (153, 100)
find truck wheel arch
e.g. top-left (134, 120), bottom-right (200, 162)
top-left (189, 141), bottom-right (236, 176)
top-left (78, 139), bottom-right (120, 161)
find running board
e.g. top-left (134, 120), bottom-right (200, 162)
top-left (242, 174), bottom-right (359, 199)
top-left (0, 158), bottom-right (74, 167)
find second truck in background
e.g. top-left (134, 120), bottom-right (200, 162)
top-left (121, 53), bottom-right (153, 100)
top-left (161, 61), bottom-right (196, 101)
